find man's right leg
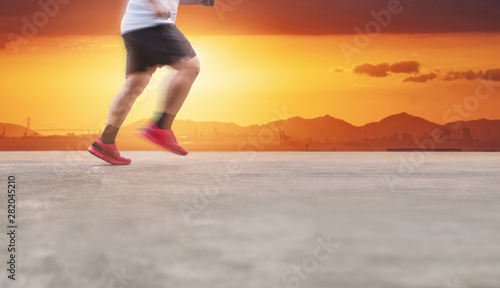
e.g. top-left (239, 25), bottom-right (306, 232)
top-left (89, 69), bottom-right (156, 165)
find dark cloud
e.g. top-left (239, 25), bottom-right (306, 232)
top-left (354, 61), bottom-right (421, 77)
top-left (444, 70), bottom-right (477, 81)
top-left (354, 63), bottom-right (391, 77)
top-left (390, 61), bottom-right (420, 74)
top-left (330, 67), bottom-right (345, 73)
top-left (444, 69), bottom-right (500, 81)
top-left (403, 73), bottom-right (438, 83)
top-left (354, 61), bottom-right (500, 83)
top-left (1, 0), bottom-right (499, 48)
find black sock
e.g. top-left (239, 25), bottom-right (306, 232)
top-left (157, 112), bottom-right (176, 130)
top-left (100, 124), bottom-right (120, 144)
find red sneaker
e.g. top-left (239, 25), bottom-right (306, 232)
top-left (139, 123), bottom-right (188, 156)
top-left (88, 138), bottom-right (131, 165)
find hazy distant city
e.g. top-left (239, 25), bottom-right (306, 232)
top-left (1, 113), bottom-right (499, 151)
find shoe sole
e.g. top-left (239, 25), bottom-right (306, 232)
top-left (136, 129), bottom-right (188, 156)
top-left (88, 146), bottom-right (131, 165)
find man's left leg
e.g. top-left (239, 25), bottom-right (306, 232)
top-left (158, 55), bottom-right (201, 130)
top-left (142, 56), bottom-right (200, 156)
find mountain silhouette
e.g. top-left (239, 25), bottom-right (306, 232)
top-left (115, 112), bottom-right (499, 146)
top-left (260, 115), bottom-right (356, 143)
top-left (360, 112), bottom-right (440, 140)
top-left (1, 113), bottom-right (499, 151)
top-left (0, 123), bottom-right (38, 137)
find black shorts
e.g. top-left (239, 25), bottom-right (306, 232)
top-left (122, 24), bottom-right (197, 75)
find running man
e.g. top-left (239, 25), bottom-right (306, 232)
top-left (88, 0), bottom-right (216, 165)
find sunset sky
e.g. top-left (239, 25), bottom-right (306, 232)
top-left (1, 0), bottom-right (499, 132)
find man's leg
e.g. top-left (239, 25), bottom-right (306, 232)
top-left (88, 68), bottom-right (156, 165)
top-left (141, 56), bottom-right (200, 156)
top-left (103, 68), bottom-right (156, 143)
top-left (156, 56), bottom-right (201, 130)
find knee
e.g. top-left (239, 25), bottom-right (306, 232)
top-left (123, 83), bottom-right (146, 99)
top-left (181, 57), bottom-right (201, 78)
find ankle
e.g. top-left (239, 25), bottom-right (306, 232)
top-left (156, 112), bottom-right (176, 130)
top-left (100, 124), bottom-right (119, 144)
top-left (99, 137), bottom-right (115, 145)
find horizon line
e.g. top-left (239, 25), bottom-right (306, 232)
top-left (2, 111), bottom-right (499, 134)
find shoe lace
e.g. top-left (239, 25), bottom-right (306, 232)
top-left (162, 130), bottom-right (179, 145)
top-left (168, 133), bottom-right (178, 144)
top-left (110, 144), bottom-right (123, 158)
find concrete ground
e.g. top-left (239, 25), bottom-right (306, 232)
top-left (0, 151), bottom-right (499, 288)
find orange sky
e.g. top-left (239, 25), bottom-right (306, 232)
top-left (1, 1), bottom-right (499, 132)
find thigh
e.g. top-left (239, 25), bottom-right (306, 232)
top-left (123, 24), bottom-right (196, 74)
top-left (169, 55), bottom-right (200, 71)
